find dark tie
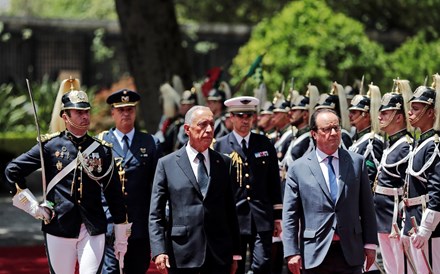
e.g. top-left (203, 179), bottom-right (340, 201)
top-left (196, 153), bottom-right (209, 196)
top-left (122, 135), bottom-right (130, 156)
top-left (241, 139), bottom-right (249, 156)
top-left (327, 156), bottom-right (338, 203)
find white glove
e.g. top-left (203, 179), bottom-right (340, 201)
top-left (411, 208), bottom-right (440, 249)
top-left (12, 188), bottom-right (52, 222)
top-left (113, 222), bottom-right (132, 269)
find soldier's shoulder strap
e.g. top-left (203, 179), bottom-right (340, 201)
top-left (93, 132), bottom-right (113, 148)
top-left (39, 132), bottom-right (61, 143)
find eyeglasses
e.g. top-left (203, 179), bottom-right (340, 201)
top-left (317, 125), bottom-right (341, 134)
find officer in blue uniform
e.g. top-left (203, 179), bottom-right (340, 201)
top-left (214, 96), bottom-right (283, 274)
top-left (404, 82), bottom-right (440, 273)
top-left (375, 79), bottom-right (413, 274)
top-left (4, 78), bottom-right (130, 274)
top-left (348, 83), bottom-right (384, 187)
top-left (99, 89), bottom-right (162, 274)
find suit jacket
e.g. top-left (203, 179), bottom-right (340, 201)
top-left (100, 128), bottom-right (162, 239)
top-left (282, 148), bottom-right (378, 269)
top-left (149, 146), bottom-right (240, 269)
top-left (214, 132), bottom-right (282, 234)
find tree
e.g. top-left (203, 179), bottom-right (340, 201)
top-left (115, 0), bottom-right (192, 132)
top-left (229, 0), bottom-right (387, 95)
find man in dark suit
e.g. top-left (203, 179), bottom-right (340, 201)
top-left (214, 96), bottom-right (283, 274)
top-left (283, 108), bottom-right (378, 274)
top-left (99, 89), bottom-right (162, 274)
top-left (149, 106), bottom-right (241, 274)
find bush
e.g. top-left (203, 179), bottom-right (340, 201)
top-left (229, 0), bottom-right (387, 96)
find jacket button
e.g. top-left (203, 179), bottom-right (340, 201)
top-left (245, 173), bottom-right (249, 178)
top-left (246, 185), bottom-right (250, 189)
top-left (247, 197), bottom-right (251, 201)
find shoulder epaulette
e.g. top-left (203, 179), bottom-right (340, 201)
top-left (92, 135), bottom-right (113, 148)
top-left (97, 130), bottom-right (109, 141)
top-left (39, 132), bottom-right (60, 143)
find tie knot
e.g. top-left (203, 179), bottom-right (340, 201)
top-left (327, 155), bottom-right (333, 164)
top-left (123, 135), bottom-right (129, 142)
top-left (241, 139), bottom-right (247, 148)
top-left (197, 153), bottom-right (205, 162)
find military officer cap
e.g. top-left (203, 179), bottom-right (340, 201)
top-left (106, 89), bottom-right (140, 108)
top-left (225, 96), bottom-right (260, 114)
top-left (272, 93), bottom-right (290, 113)
top-left (260, 101), bottom-right (274, 115)
top-left (181, 89), bottom-right (198, 105)
top-left (379, 93), bottom-right (403, 111)
top-left (60, 89), bottom-right (91, 116)
top-left (207, 88), bottom-right (226, 102)
top-left (409, 86), bottom-right (436, 105)
top-left (349, 95), bottom-right (370, 112)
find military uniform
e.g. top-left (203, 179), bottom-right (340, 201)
top-left (100, 89), bottom-right (162, 274)
top-left (4, 82), bottom-right (129, 274)
top-left (349, 127), bottom-right (383, 186)
top-left (403, 86), bottom-right (440, 273)
top-left (214, 96), bottom-right (282, 274)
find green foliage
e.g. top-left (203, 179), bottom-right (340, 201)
top-left (386, 32), bottom-right (440, 87)
top-left (326, 0), bottom-right (440, 36)
top-left (91, 28), bottom-right (115, 63)
top-left (5, 0), bottom-right (117, 20)
top-left (229, 0), bottom-right (387, 96)
top-left (0, 77), bottom-right (100, 134)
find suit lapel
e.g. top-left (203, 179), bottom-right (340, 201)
top-left (176, 146), bottom-right (201, 194)
top-left (307, 152), bottom-right (333, 203)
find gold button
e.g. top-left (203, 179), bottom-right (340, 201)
top-left (245, 173), bottom-right (249, 177)
top-left (124, 192), bottom-right (128, 196)
top-left (246, 185), bottom-right (250, 189)
top-left (247, 197), bottom-right (251, 200)
top-left (77, 200), bottom-right (81, 203)
top-left (244, 162), bottom-right (248, 166)
top-left (262, 161), bottom-right (265, 164)
top-left (78, 146), bottom-right (82, 150)
top-left (77, 188), bottom-right (81, 192)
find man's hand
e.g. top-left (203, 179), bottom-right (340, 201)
top-left (364, 248), bottom-right (376, 271)
top-left (411, 226), bottom-right (431, 249)
top-left (154, 254), bottom-right (170, 274)
top-left (286, 255), bottom-right (302, 274)
top-left (273, 220), bottom-right (282, 238)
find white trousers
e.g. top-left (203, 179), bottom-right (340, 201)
top-left (378, 232), bottom-right (404, 274)
top-left (45, 224), bottom-right (105, 274)
top-left (407, 237), bottom-right (440, 274)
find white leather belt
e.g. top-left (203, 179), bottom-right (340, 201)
top-left (375, 186), bottom-right (403, 196)
top-left (403, 194), bottom-right (429, 207)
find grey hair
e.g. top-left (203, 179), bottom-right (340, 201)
top-left (185, 105), bottom-right (211, 124)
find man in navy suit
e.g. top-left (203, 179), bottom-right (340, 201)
top-left (149, 106), bottom-right (241, 274)
top-left (283, 108), bottom-right (378, 274)
top-left (100, 89), bottom-right (162, 274)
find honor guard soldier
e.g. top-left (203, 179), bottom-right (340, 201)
top-left (99, 89), bottom-right (162, 274)
top-left (315, 81), bottom-right (354, 149)
top-left (214, 96), bottom-right (283, 274)
top-left (405, 75), bottom-right (440, 273)
top-left (272, 92), bottom-right (294, 161)
top-left (348, 83), bottom-right (384, 187)
top-left (4, 78), bottom-right (131, 274)
top-left (256, 101), bottom-right (275, 135)
top-left (206, 83), bottom-right (231, 139)
top-left (375, 79), bottom-right (413, 274)
top-left (283, 84), bottom-right (320, 169)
